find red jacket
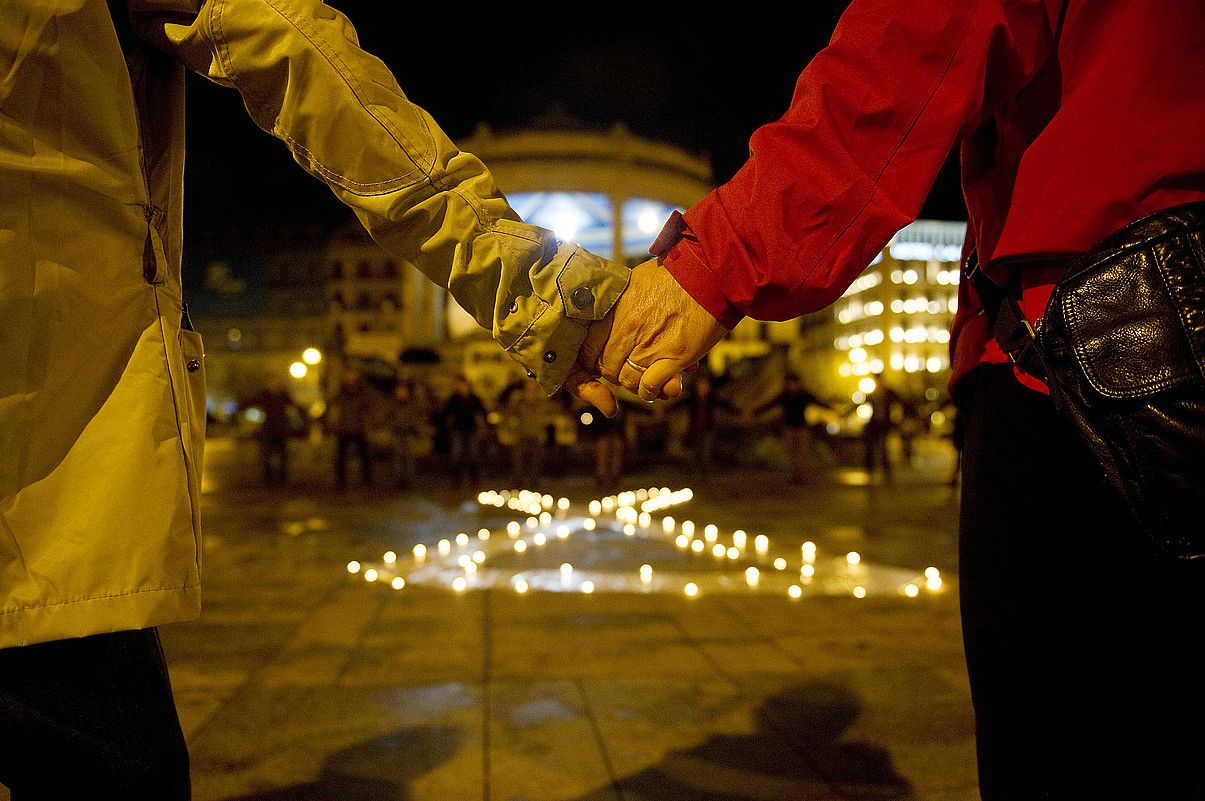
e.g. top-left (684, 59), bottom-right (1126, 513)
top-left (654, 0), bottom-right (1205, 390)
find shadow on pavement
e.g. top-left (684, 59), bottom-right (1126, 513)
top-left (577, 682), bottom-right (914, 801)
top-left (221, 725), bottom-right (460, 801)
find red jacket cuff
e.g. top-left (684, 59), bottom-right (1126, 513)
top-left (651, 212), bottom-right (743, 330)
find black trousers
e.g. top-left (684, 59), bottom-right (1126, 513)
top-left (959, 365), bottom-right (1205, 800)
top-left (0, 628), bottom-right (190, 800)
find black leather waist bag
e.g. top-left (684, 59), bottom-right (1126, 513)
top-left (971, 201), bottom-right (1205, 560)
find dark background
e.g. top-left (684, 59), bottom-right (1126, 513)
top-left (182, 2), bottom-right (968, 239)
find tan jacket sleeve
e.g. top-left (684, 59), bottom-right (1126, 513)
top-left (126, 0), bottom-right (629, 393)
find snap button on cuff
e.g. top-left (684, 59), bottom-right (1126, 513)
top-left (186, 359), bottom-right (202, 373)
top-left (570, 286), bottom-right (594, 310)
top-left (543, 351), bottom-right (557, 364)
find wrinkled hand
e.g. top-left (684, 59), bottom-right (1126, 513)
top-left (564, 257), bottom-right (728, 416)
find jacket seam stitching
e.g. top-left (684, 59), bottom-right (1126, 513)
top-left (788, 9), bottom-right (976, 297)
top-left (0, 583), bottom-right (198, 616)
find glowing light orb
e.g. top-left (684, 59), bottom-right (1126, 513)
top-left (560, 563), bottom-right (573, 576)
top-left (347, 561), bottom-right (361, 574)
top-left (514, 578), bottom-right (529, 594)
top-left (452, 577), bottom-right (467, 592)
top-left (905, 583), bottom-right (920, 597)
top-left (391, 577), bottom-right (405, 590)
top-left (662, 516), bottom-right (675, 534)
top-left (456, 533), bottom-right (469, 546)
top-left (478, 529), bottom-right (490, 540)
top-left (289, 361), bottom-right (307, 378)
top-left (682, 520), bottom-right (695, 537)
top-left (581, 581), bottom-right (595, 594)
top-left (745, 567), bottom-right (760, 587)
top-left (727, 547), bottom-right (740, 560)
top-left (853, 586), bottom-right (867, 599)
top-left (413, 544), bottom-right (427, 561)
top-left (927, 575), bottom-right (943, 591)
top-left (640, 564), bottom-right (653, 582)
top-left (558, 497), bottom-right (570, 510)
top-left (773, 558), bottom-right (788, 570)
top-left (788, 585), bottom-right (803, 600)
top-left (533, 533), bottom-right (547, 546)
top-left (802, 541), bottom-right (817, 563)
top-left (924, 566), bottom-right (940, 580)
top-left (302, 347), bottom-right (322, 365)
top-left (704, 524), bottom-right (718, 543)
top-left (556, 525), bottom-right (570, 539)
top-left (733, 530), bottom-right (747, 549)
top-left (526, 517), bottom-right (538, 530)
top-left (539, 512), bottom-right (552, 525)
top-left (589, 500), bottom-right (602, 516)
top-left (755, 535), bottom-right (770, 555)
top-left (583, 518), bottom-right (596, 531)
top-left (675, 534), bottom-right (689, 549)
top-left (363, 568), bottom-right (378, 582)
top-left (691, 540), bottom-right (706, 554)
top-left (473, 550), bottom-right (485, 564)
top-left (684, 583), bottom-right (699, 597)
top-left (624, 524), bottom-right (636, 536)
top-left (507, 522), bottom-right (520, 537)
top-left (514, 540), bottom-right (528, 553)
top-left (438, 539), bottom-right (451, 556)
top-left (846, 551), bottom-right (862, 566)
top-left (638, 512), bottom-right (652, 527)
top-left (801, 564), bottom-right (816, 578)
top-left (712, 544), bottom-right (726, 558)
top-left (383, 551), bottom-right (396, 564)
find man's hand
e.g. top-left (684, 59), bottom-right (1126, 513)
top-left (564, 257), bottom-right (729, 415)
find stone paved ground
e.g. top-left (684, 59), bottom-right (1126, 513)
top-left (2, 435), bottom-right (978, 801)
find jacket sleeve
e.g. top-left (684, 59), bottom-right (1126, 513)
top-left (656, 0), bottom-right (1062, 326)
top-left (126, 0), bottom-right (628, 394)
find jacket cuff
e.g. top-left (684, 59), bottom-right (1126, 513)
top-left (506, 244), bottom-right (630, 395)
top-left (653, 213), bottom-right (743, 330)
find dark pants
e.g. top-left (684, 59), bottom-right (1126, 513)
top-left (335, 432), bottom-right (371, 489)
top-left (260, 434), bottom-right (289, 486)
top-left (0, 628), bottom-right (190, 800)
top-left (958, 365), bottom-right (1205, 800)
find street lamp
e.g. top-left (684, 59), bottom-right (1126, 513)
top-left (289, 361), bottom-right (307, 378)
top-left (302, 347), bottom-right (322, 365)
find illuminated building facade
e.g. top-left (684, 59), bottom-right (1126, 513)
top-left (792, 220), bottom-right (968, 405)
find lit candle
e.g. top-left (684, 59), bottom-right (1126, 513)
top-left (437, 539), bottom-right (451, 556)
top-left (846, 551), bottom-right (861, 566)
top-left (473, 550), bottom-right (485, 564)
top-left (363, 568), bottom-right (378, 582)
top-left (853, 586), bottom-right (866, 599)
top-left (456, 533), bottom-right (469, 547)
top-left (556, 525), bottom-right (570, 539)
top-left (581, 581), bottom-right (595, 594)
top-left (583, 518), bottom-right (596, 531)
top-left (691, 540), bottom-right (706, 554)
top-left (589, 500), bottom-right (602, 516)
top-left (391, 577), bottom-right (405, 590)
top-left (514, 578), bottom-right (529, 594)
top-left (526, 516), bottom-right (538, 530)
top-left (638, 512), bottom-right (652, 528)
top-left (452, 577), bottom-right (467, 592)
top-left (904, 583), bottom-right (920, 597)
top-left (540, 512), bottom-right (552, 526)
top-left (802, 541), bottom-right (816, 563)
top-left (346, 560), bottom-right (361, 574)
top-left (478, 529), bottom-right (490, 541)
top-left (704, 524), bottom-right (718, 543)
top-left (624, 524), bottom-right (636, 537)
top-left (726, 547), bottom-right (740, 560)
top-left (533, 532), bottom-right (547, 546)
top-left (514, 540), bottom-right (528, 553)
top-left (684, 582), bottom-right (699, 597)
top-left (788, 585), bottom-right (803, 600)
top-left (413, 544), bottom-right (427, 561)
top-left (733, 530), bottom-right (747, 549)
top-left (712, 544), bottom-right (726, 558)
top-left (682, 520), bottom-right (695, 537)
top-left (755, 535), bottom-right (769, 555)
top-left (801, 563), bottom-right (815, 578)
top-left (640, 564), bottom-right (653, 583)
top-left (745, 567), bottom-right (760, 587)
top-left (773, 557), bottom-right (788, 570)
top-left (663, 516), bottom-right (676, 534)
top-left (506, 522), bottom-right (520, 537)
top-left (383, 551), bottom-right (397, 564)
top-left (675, 534), bottom-right (689, 549)
top-left (557, 497), bottom-right (570, 511)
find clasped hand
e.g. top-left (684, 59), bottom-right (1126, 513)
top-left (565, 257), bottom-right (728, 417)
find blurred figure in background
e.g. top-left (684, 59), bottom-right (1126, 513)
top-left (592, 403), bottom-right (626, 491)
top-left (327, 368), bottom-right (375, 491)
top-left (386, 382), bottom-right (428, 490)
top-left (863, 381), bottom-right (902, 486)
top-left (503, 380), bottom-right (554, 488)
top-left (750, 373), bottom-right (830, 485)
top-left (246, 372), bottom-right (302, 487)
top-left (441, 377), bottom-right (487, 489)
top-left (682, 373), bottom-right (737, 482)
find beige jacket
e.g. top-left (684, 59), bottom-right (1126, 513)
top-left (0, 0), bottom-right (628, 647)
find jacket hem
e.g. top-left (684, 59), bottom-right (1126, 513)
top-left (0, 584), bottom-right (201, 649)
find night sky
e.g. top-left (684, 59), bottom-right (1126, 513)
top-left (182, 2), bottom-right (967, 240)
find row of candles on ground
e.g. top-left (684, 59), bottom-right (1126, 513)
top-left (346, 484), bottom-right (946, 599)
